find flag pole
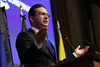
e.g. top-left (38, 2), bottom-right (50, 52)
top-left (0, 0), bottom-right (1, 7)
top-left (20, 0), bottom-right (23, 31)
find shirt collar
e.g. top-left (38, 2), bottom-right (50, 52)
top-left (31, 26), bottom-right (39, 33)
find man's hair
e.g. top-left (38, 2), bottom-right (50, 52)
top-left (28, 4), bottom-right (45, 25)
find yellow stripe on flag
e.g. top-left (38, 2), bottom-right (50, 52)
top-left (57, 20), bottom-right (66, 61)
top-left (59, 35), bottom-right (66, 61)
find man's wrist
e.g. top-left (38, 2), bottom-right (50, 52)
top-left (34, 40), bottom-right (42, 49)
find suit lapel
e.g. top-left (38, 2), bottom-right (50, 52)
top-left (28, 28), bottom-right (57, 62)
top-left (44, 40), bottom-right (56, 61)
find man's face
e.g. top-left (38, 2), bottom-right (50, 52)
top-left (31, 7), bottom-right (49, 29)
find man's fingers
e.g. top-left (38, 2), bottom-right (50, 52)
top-left (37, 27), bottom-right (47, 39)
top-left (85, 46), bottom-right (89, 48)
top-left (77, 45), bottom-right (81, 50)
top-left (85, 46), bottom-right (90, 52)
top-left (38, 27), bottom-right (47, 33)
top-left (34, 27), bottom-right (48, 44)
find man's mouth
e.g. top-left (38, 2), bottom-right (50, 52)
top-left (43, 20), bottom-right (48, 23)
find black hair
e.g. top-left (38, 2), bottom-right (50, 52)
top-left (28, 4), bottom-right (45, 25)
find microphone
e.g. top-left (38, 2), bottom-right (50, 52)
top-left (64, 35), bottom-right (79, 57)
top-left (83, 39), bottom-right (92, 45)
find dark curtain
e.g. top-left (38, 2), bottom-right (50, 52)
top-left (50, 0), bottom-right (100, 57)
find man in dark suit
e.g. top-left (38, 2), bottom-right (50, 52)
top-left (16, 4), bottom-right (89, 67)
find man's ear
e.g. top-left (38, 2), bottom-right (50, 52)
top-left (29, 16), bottom-right (34, 22)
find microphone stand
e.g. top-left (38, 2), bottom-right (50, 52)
top-left (64, 35), bottom-right (79, 57)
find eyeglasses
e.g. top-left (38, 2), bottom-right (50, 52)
top-left (34, 12), bottom-right (50, 18)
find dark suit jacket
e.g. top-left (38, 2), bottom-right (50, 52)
top-left (16, 28), bottom-right (75, 67)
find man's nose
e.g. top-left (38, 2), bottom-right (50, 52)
top-left (44, 15), bottom-right (48, 19)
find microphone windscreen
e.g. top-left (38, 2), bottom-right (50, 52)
top-left (83, 39), bottom-right (92, 44)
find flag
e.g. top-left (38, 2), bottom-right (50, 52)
top-left (20, 3), bottom-right (27, 67)
top-left (0, 30), bottom-right (8, 67)
top-left (0, 7), bottom-right (14, 67)
top-left (20, 5), bottom-right (27, 32)
top-left (57, 20), bottom-right (66, 61)
top-left (21, 15), bottom-right (27, 32)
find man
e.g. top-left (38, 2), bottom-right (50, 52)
top-left (16, 4), bottom-right (89, 67)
